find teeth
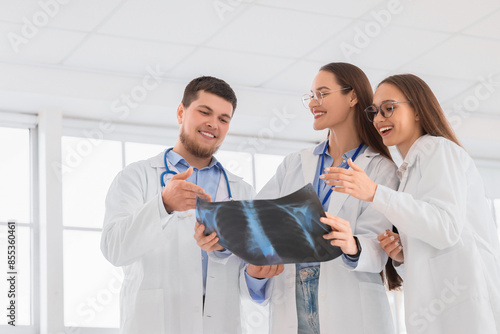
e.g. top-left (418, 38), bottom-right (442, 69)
top-left (200, 131), bottom-right (215, 138)
top-left (314, 112), bottom-right (326, 116)
top-left (380, 126), bottom-right (393, 133)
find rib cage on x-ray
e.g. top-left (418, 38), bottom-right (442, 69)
top-left (196, 184), bottom-right (344, 266)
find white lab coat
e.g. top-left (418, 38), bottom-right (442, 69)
top-left (372, 135), bottom-right (500, 334)
top-left (101, 150), bottom-right (255, 334)
top-left (240, 145), bottom-right (399, 334)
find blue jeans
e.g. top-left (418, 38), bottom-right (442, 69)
top-left (296, 265), bottom-right (320, 334)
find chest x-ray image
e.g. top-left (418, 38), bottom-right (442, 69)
top-left (196, 184), bottom-right (343, 265)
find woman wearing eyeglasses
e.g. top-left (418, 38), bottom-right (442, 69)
top-left (323, 74), bottom-right (500, 333)
top-left (240, 62), bottom-right (401, 334)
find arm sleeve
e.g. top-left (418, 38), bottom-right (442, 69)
top-left (371, 141), bottom-right (467, 250)
top-left (208, 248), bottom-right (233, 264)
top-left (341, 157), bottom-right (400, 273)
top-left (240, 265), bottom-right (275, 306)
top-left (244, 269), bottom-right (270, 303)
top-left (100, 165), bottom-right (177, 266)
top-left (342, 253), bottom-right (359, 268)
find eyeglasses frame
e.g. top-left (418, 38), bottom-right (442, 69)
top-left (302, 87), bottom-right (352, 109)
top-left (364, 100), bottom-right (411, 122)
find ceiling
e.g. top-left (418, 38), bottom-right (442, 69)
top-left (1, 0), bottom-right (499, 159)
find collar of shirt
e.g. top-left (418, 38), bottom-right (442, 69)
top-left (313, 140), bottom-right (367, 209)
top-left (165, 149), bottom-right (223, 202)
top-left (166, 149), bottom-right (221, 171)
top-left (396, 134), bottom-right (430, 180)
top-left (313, 140), bottom-right (367, 167)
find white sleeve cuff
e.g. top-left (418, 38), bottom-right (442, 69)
top-left (371, 184), bottom-right (394, 215)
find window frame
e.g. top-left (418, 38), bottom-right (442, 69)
top-left (0, 113), bottom-right (38, 333)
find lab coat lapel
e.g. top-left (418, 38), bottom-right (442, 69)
top-left (326, 152), bottom-right (372, 215)
top-left (300, 147), bottom-right (319, 187)
top-left (398, 167), bottom-right (410, 192)
top-left (215, 170), bottom-right (230, 202)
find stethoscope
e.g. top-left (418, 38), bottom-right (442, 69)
top-left (318, 141), bottom-right (364, 206)
top-left (160, 148), bottom-right (233, 200)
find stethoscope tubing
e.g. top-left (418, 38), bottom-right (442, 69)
top-left (160, 148), bottom-right (233, 200)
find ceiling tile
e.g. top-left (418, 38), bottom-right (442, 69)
top-left (404, 36), bottom-right (500, 81)
top-left (97, 0), bottom-right (228, 45)
top-left (1, 0), bottom-right (499, 143)
top-left (262, 60), bottom-right (326, 93)
top-left (254, 0), bottom-right (386, 18)
top-left (0, 21), bottom-right (87, 63)
top-left (374, 0), bottom-right (500, 33)
top-left (307, 25), bottom-right (449, 70)
top-left (168, 47), bottom-right (295, 87)
top-left (418, 75), bottom-right (474, 103)
top-left (463, 9), bottom-right (500, 40)
top-left (363, 68), bottom-right (391, 88)
top-left (63, 35), bottom-right (195, 74)
top-left (205, 6), bottom-right (351, 58)
top-left (0, 1), bottom-right (39, 22)
top-left (0, 0), bottom-right (123, 31)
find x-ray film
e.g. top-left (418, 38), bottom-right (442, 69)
top-left (195, 183), bottom-right (343, 265)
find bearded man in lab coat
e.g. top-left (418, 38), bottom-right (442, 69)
top-left (101, 76), bottom-right (255, 334)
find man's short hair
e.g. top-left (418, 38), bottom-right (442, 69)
top-left (182, 76), bottom-right (237, 114)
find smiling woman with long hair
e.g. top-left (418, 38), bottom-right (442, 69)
top-left (240, 63), bottom-right (401, 334)
top-left (324, 73), bottom-right (500, 333)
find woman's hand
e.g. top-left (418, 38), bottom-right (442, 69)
top-left (377, 229), bottom-right (404, 264)
top-left (321, 212), bottom-right (358, 256)
top-left (194, 222), bottom-right (224, 252)
top-left (247, 264), bottom-right (284, 279)
top-left (321, 158), bottom-right (377, 202)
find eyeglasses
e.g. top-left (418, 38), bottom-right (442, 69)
top-left (364, 100), bottom-right (411, 122)
top-left (301, 87), bottom-right (351, 109)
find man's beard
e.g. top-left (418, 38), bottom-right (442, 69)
top-left (179, 127), bottom-right (220, 159)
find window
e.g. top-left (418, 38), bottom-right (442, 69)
top-left (0, 126), bottom-right (33, 329)
top-left (214, 150), bottom-right (254, 186)
top-left (62, 137), bottom-right (123, 328)
top-left (254, 153), bottom-right (284, 192)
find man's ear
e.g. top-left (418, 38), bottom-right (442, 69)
top-left (176, 103), bottom-right (184, 125)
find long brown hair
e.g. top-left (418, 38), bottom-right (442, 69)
top-left (373, 74), bottom-right (461, 290)
top-left (320, 62), bottom-right (392, 160)
top-left (320, 63), bottom-right (402, 290)
top-left (379, 74), bottom-right (461, 147)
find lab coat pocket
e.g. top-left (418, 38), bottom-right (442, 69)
top-left (359, 282), bottom-right (395, 333)
top-left (129, 289), bottom-right (165, 333)
top-left (427, 243), bottom-right (496, 332)
top-left (428, 244), bottom-right (482, 305)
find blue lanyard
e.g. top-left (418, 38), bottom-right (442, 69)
top-left (160, 148), bottom-right (233, 200)
top-left (318, 142), bottom-right (364, 206)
